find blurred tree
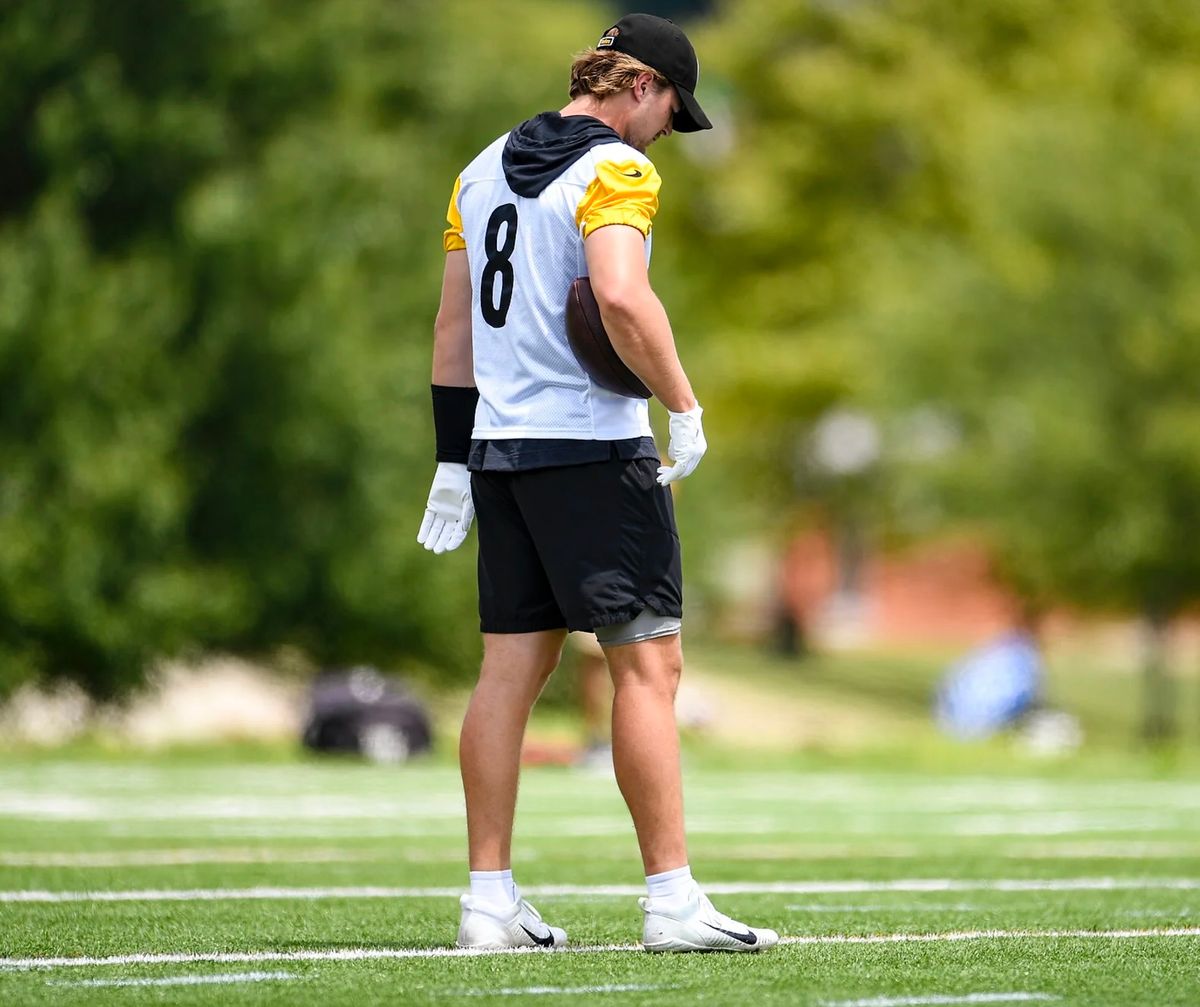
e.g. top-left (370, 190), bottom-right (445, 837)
top-left (658, 0), bottom-right (1200, 735)
top-left (865, 93), bottom-right (1200, 740)
top-left (8, 0), bottom-right (1198, 732)
top-left (0, 0), bottom-right (602, 696)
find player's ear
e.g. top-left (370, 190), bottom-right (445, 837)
top-left (634, 71), bottom-right (655, 101)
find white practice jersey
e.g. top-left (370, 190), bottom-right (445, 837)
top-left (443, 113), bottom-right (661, 442)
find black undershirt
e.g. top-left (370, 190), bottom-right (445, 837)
top-left (467, 436), bottom-right (658, 472)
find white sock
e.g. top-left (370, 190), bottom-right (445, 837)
top-left (469, 869), bottom-right (517, 905)
top-left (646, 864), bottom-right (693, 904)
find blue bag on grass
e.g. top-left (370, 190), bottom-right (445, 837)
top-left (935, 632), bottom-right (1042, 739)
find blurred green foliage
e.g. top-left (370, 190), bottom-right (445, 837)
top-left (660, 0), bottom-right (1200, 627)
top-left (3, 0), bottom-right (1197, 696)
top-left (0, 0), bottom-right (604, 695)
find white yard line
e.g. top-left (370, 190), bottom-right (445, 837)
top-left (97, 823), bottom-right (468, 840)
top-left (1005, 842), bottom-right (1200, 859)
top-left (4, 946), bottom-right (613, 968)
top-left (948, 815), bottom-right (1178, 837)
top-left (47, 971), bottom-right (298, 989)
top-left (710, 878), bottom-right (1200, 894)
top-left (5, 811), bottom-right (1190, 836)
top-left (780, 928), bottom-right (1200, 945)
top-left (56, 815), bottom-right (1191, 841)
top-left (3, 774), bottom-right (1198, 830)
top-left (819, 995), bottom-right (1058, 1007)
top-left (1, 885), bottom-right (460, 903)
top-left (791, 904), bottom-right (1195, 917)
top-left (458, 984), bottom-right (675, 996)
top-left (0, 796), bottom-right (468, 821)
top-left (786, 904), bottom-right (981, 913)
top-left (3, 928), bottom-right (1200, 970)
top-left (0, 848), bottom-right (378, 868)
top-left (5, 877), bottom-right (1199, 903)
top-left (2, 795), bottom-right (1194, 839)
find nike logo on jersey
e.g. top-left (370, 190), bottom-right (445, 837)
top-left (703, 922), bottom-right (759, 945)
top-left (520, 925), bottom-right (556, 947)
top-left (620, 168), bottom-right (644, 178)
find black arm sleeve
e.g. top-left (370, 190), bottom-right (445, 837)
top-left (432, 384), bottom-right (480, 463)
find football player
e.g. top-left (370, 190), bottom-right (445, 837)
top-left (420, 13), bottom-right (778, 953)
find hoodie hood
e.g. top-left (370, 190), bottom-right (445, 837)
top-left (502, 112), bottom-right (623, 198)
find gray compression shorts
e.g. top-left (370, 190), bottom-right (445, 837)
top-left (593, 608), bottom-right (682, 648)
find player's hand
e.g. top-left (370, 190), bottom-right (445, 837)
top-left (417, 462), bottom-right (474, 554)
top-left (657, 405), bottom-right (707, 486)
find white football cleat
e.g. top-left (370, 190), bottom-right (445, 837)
top-left (640, 884), bottom-right (779, 953)
top-left (456, 894), bottom-right (567, 950)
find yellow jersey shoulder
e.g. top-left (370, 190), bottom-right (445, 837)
top-left (575, 158), bottom-right (661, 239)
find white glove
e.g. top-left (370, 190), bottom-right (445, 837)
top-left (417, 462), bottom-right (474, 554)
top-left (657, 404), bottom-right (707, 486)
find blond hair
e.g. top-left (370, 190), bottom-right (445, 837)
top-left (568, 49), bottom-right (670, 100)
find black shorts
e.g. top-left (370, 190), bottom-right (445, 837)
top-left (471, 457), bottom-right (683, 634)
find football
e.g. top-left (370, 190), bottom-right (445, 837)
top-left (565, 277), bottom-right (652, 399)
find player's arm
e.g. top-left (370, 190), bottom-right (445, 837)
top-left (583, 225), bottom-right (696, 414)
top-left (419, 183), bottom-right (477, 554)
top-left (432, 249), bottom-right (473, 386)
top-left (579, 159), bottom-right (706, 485)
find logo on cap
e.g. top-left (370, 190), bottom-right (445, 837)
top-left (597, 26), bottom-right (619, 47)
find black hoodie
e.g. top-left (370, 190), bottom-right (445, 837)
top-left (502, 112), bottom-right (624, 199)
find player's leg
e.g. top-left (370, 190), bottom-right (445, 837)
top-left (600, 617), bottom-right (779, 953)
top-left (516, 457), bottom-right (688, 872)
top-left (457, 469), bottom-right (569, 949)
top-left (456, 629), bottom-right (569, 950)
top-left (602, 630), bottom-right (687, 874)
top-left (460, 628), bottom-right (566, 871)
top-left (509, 457), bottom-right (777, 951)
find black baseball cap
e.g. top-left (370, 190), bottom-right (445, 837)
top-left (595, 13), bottom-right (712, 133)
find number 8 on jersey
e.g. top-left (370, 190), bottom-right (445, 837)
top-left (481, 204), bottom-right (519, 328)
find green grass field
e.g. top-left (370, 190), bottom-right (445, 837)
top-left (2, 749), bottom-right (1198, 1006)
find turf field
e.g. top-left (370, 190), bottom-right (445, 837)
top-left (1, 754), bottom-right (1198, 1005)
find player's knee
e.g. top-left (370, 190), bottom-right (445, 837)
top-left (607, 631), bottom-right (684, 700)
top-left (613, 660), bottom-right (680, 702)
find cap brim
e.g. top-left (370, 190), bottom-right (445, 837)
top-left (672, 85), bottom-right (712, 133)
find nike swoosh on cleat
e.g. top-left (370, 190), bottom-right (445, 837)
top-left (702, 922), bottom-right (758, 945)
top-left (520, 925), bottom-right (556, 947)
top-left (620, 169), bottom-right (643, 178)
